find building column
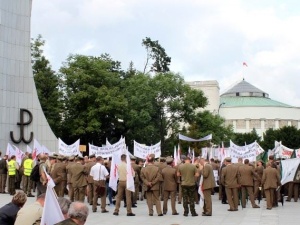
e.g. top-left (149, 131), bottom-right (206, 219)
top-left (275, 119), bottom-right (279, 129)
top-left (233, 120), bottom-right (237, 132)
top-left (245, 119), bottom-right (250, 132)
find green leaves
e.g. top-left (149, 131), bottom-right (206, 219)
top-left (31, 35), bottom-right (63, 137)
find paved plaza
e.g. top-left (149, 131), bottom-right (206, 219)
top-left (1, 192), bottom-right (299, 225)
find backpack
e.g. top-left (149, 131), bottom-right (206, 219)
top-left (30, 164), bottom-right (40, 182)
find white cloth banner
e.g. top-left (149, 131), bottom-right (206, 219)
top-left (13, 145), bottom-right (24, 165)
top-left (40, 167), bottom-right (64, 224)
top-left (198, 175), bottom-right (204, 207)
top-left (126, 150), bottom-right (135, 192)
top-left (109, 151), bottom-right (122, 191)
top-left (26, 145), bottom-right (32, 153)
top-left (296, 149), bottom-right (300, 158)
top-left (34, 139), bottom-right (44, 156)
top-left (58, 139), bottom-right (80, 156)
top-left (281, 158), bottom-right (300, 185)
top-left (133, 141), bottom-right (161, 159)
top-left (89, 137), bottom-right (126, 158)
top-left (6, 143), bottom-right (16, 157)
top-left (201, 147), bottom-right (208, 159)
top-left (173, 146), bottom-right (178, 166)
top-left (42, 145), bottom-right (51, 155)
top-left (179, 133), bottom-right (212, 142)
top-left (274, 141), bottom-right (294, 159)
top-left (229, 140), bottom-right (257, 163)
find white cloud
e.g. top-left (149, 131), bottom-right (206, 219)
top-left (31, 0), bottom-right (300, 107)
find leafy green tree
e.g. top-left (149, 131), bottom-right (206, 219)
top-left (142, 37), bottom-right (171, 73)
top-left (260, 128), bottom-right (280, 150)
top-left (122, 72), bottom-right (207, 154)
top-left (60, 54), bottom-right (127, 145)
top-left (151, 72), bottom-right (207, 154)
top-left (261, 126), bottom-right (300, 150)
top-left (232, 129), bottom-right (261, 146)
top-left (123, 73), bottom-right (159, 147)
top-left (31, 35), bottom-right (63, 137)
top-left (181, 111), bottom-right (234, 155)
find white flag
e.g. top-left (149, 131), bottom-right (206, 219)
top-left (198, 175), bottom-right (204, 207)
top-left (109, 152), bottom-right (121, 191)
top-left (6, 143), bottom-right (16, 157)
top-left (174, 146), bottom-right (177, 166)
top-left (43, 167), bottom-right (55, 188)
top-left (26, 145), bottom-right (32, 153)
top-left (34, 139), bottom-right (43, 156)
top-left (13, 145), bottom-right (24, 165)
top-left (126, 150), bottom-right (135, 192)
top-left (40, 185), bottom-right (64, 225)
top-left (281, 158), bottom-right (300, 185)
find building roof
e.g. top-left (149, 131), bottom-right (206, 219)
top-left (221, 79), bottom-right (269, 98)
top-left (220, 96), bottom-right (292, 108)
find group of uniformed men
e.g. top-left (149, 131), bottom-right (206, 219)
top-left (0, 150), bottom-right (298, 217)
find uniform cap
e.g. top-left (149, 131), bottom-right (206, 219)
top-left (166, 157), bottom-right (174, 164)
top-left (225, 157), bottom-right (232, 162)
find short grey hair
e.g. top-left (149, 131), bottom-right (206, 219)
top-left (58, 197), bottom-right (71, 215)
top-left (68, 201), bottom-right (89, 222)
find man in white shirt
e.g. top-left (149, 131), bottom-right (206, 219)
top-left (90, 156), bottom-right (109, 213)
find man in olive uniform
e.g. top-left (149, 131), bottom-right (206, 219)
top-left (262, 162), bottom-right (281, 209)
top-left (141, 154), bottom-right (163, 216)
top-left (0, 153), bottom-right (8, 193)
top-left (161, 157), bottom-right (178, 215)
top-left (254, 160), bottom-right (264, 200)
top-left (221, 157), bottom-right (240, 211)
top-left (69, 156), bottom-right (87, 202)
top-left (177, 156), bottom-right (199, 217)
top-left (37, 154), bottom-right (48, 197)
top-left (130, 156), bottom-right (141, 206)
top-left (200, 158), bottom-right (216, 216)
top-left (155, 157), bottom-right (167, 201)
top-left (51, 155), bottom-right (67, 197)
top-left (23, 153), bottom-right (34, 197)
top-left (66, 156), bottom-right (76, 201)
top-left (8, 155), bottom-right (19, 195)
top-left (238, 159), bottom-right (260, 208)
top-left (85, 154), bottom-right (96, 205)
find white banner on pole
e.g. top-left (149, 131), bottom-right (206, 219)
top-left (58, 138), bottom-right (80, 156)
top-left (179, 133), bottom-right (212, 142)
top-left (133, 141), bottom-right (161, 159)
top-left (89, 137), bottom-right (126, 158)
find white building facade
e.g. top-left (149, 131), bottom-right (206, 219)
top-left (188, 79), bottom-right (300, 137)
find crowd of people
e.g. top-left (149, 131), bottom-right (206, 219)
top-left (0, 149), bottom-right (297, 224)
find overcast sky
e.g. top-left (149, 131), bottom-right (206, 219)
top-left (31, 0), bottom-right (300, 107)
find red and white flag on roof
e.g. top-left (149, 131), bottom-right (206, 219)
top-left (243, 62), bottom-right (248, 67)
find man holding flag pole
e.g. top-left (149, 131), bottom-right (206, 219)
top-left (112, 153), bottom-right (136, 216)
top-left (40, 167), bottom-right (65, 224)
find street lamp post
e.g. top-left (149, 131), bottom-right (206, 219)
top-left (218, 102), bottom-right (225, 114)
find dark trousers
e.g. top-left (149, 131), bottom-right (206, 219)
top-left (93, 180), bottom-right (107, 211)
top-left (8, 175), bottom-right (16, 195)
top-left (182, 185), bottom-right (196, 215)
top-left (22, 175), bottom-right (32, 195)
top-left (0, 174), bottom-right (7, 193)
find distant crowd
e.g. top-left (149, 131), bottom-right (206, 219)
top-left (0, 150), bottom-right (295, 225)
